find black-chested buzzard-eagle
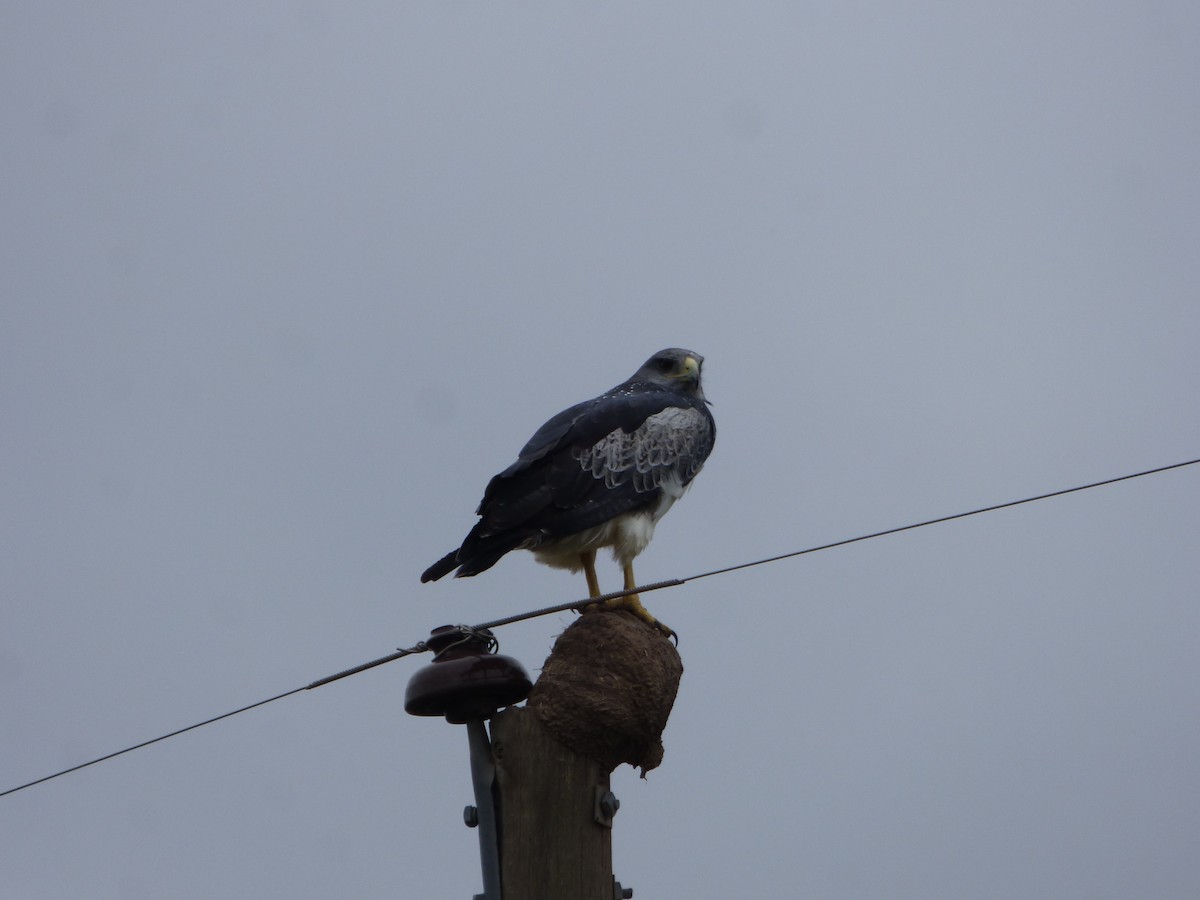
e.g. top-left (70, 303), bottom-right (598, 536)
top-left (421, 348), bottom-right (715, 636)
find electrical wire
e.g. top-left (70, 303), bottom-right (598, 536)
top-left (686, 455), bottom-right (1200, 583)
top-left (471, 456), bottom-right (1200, 628)
top-left (1, 687), bottom-right (307, 798)
top-left (3, 455), bottom-right (1196, 799)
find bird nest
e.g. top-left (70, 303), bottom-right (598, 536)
top-left (527, 610), bottom-right (684, 774)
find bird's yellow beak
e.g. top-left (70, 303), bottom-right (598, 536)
top-left (679, 355), bottom-right (701, 382)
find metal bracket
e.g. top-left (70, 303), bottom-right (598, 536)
top-left (466, 719), bottom-right (502, 900)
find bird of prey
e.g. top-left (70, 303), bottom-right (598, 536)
top-left (421, 348), bottom-right (715, 637)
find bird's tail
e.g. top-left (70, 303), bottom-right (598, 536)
top-left (420, 550), bottom-right (461, 583)
top-left (420, 526), bottom-right (535, 583)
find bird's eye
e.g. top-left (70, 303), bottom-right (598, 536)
top-left (655, 356), bottom-right (675, 373)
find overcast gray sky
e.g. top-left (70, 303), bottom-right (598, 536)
top-left (3, 3), bottom-right (1199, 898)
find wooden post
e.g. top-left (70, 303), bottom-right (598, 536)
top-left (490, 707), bottom-right (613, 899)
top-left (490, 610), bottom-right (683, 900)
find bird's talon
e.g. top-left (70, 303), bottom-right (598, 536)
top-left (654, 620), bottom-right (679, 644)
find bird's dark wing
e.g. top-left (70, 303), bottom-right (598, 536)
top-left (497, 386), bottom-right (680, 477)
top-left (421, 388), bottom-right (714, 580)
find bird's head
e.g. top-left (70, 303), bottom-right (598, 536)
top-left (634, 348), bottom-right (706, 399)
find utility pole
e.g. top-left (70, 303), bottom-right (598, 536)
top-left (406, 610), bottom-right (683, 900)
top-left (489, 707), bottom-right (614, 899)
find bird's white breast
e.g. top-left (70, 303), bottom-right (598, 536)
top-left (531, 471), bottom-right (686, 571)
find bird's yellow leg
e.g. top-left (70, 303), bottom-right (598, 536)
top-left (621, 561), bottom-right (640, 606)
top-left (581, 550), bottom-right (601, 599)
top-left (576, 551), bottom-right (606, 616)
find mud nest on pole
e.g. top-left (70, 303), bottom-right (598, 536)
top-left (526, 609), bottom-right (684, 775)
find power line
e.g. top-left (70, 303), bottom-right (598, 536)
top-left (3, 455), bottom-right (1196, 799)
top-left (470, 456), bottom-right (1200, 629)
top-left (1, 687), bottom-right (307, 798)
top-left (686, 455), bottom-right (1200, 582)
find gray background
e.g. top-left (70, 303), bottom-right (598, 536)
top-left (3, 4), bottom-right (1199, 898)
